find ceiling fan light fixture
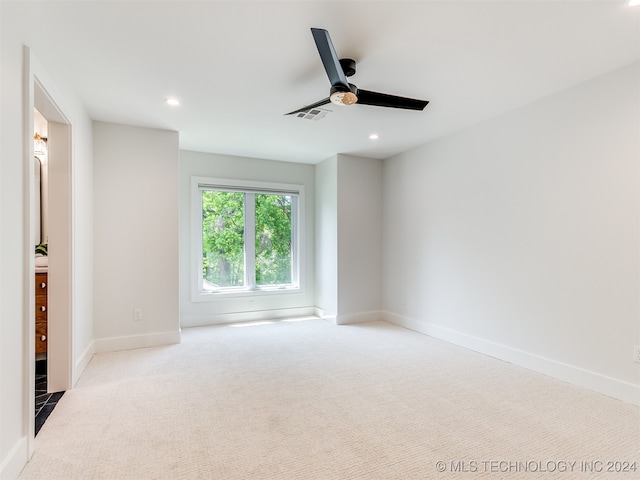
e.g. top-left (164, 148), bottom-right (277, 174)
top-left (285, 28), bottom-right (428, 115)
top-left (330, 90), bottom-right (358, 106)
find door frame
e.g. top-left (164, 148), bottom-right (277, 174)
top-left (24, 46), bottom-right (73, 456)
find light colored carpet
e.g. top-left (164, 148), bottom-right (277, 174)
top-left (19, 319), bottom-right (640, 479)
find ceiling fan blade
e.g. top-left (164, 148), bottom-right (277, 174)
top-left (284, 97), bottom-right (331, 116)
top-left (311, 28), bottom-right (350, 90)
top-left (357, 89), bottom-right (429, 111)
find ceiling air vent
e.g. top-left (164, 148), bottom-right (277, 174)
top-left (296, 108), bottom-right (330, 121)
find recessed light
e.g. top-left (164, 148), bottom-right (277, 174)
top-left (369, 133), bottom-right (379, 140)
top-left (165, 97), bottom-right (180, 106)
top-left (630, 0), bottom-right (640, 6)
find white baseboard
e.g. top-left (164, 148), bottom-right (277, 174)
top-left (313, 307), bottom-right (335, 324)
top-left (314, 308), bottom-right (385, 325)
top-left (337, 311), bottom-right (385, 325)
top-left (181, 307), bottom-right (316, 328)
top-left (0, 436), bottom-right (28, 480)
top-left (93, 330), bottom-right (181, 354)
top-left (384, 312), bottom-right (640, 406)
top-left (73, 340), bottom-right (96, 386)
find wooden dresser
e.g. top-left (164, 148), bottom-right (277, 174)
top-left (35, 272), bottom-right (48, 354)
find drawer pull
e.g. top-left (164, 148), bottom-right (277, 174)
top-left (40, 335), bottom-right (47, 342)
top-left (40, 282), bottom-right (46, 289)
top-left (40, 306), bottom-right (46, 312)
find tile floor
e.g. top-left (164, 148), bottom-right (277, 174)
top-left (35, 360), bottom-right (64, 436)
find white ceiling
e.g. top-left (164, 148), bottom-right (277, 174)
top-left (9, 0), bottom-right (640, 164)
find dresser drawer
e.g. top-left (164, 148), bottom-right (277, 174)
top-left (35, 273), bottom-right (48, 292)
top-left (35, 294), bottom-right (47, 321)
top-left (35, 322), bottom-right (47, 354)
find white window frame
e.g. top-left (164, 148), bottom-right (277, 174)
top-left (191, 176), bottom-right (304, 301)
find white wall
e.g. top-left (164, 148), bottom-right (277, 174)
top-left (314, 154), bottom-right (383, 324)
top-left (179, 150), bottom-right (316, 326)
top-left (336, 155), bottom-right (383, 324)
top-left (93, 122), bottom-right (180, 350)
top-left (1, 4), bottom-right (95, 477)
top-left (315, 155), bottom-right (338, 319)
top-left (383, 63), bottom-right (640, 404)
top-left (0, 22), bottom-right (30, 479)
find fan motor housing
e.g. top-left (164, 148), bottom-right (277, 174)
top-left (330, 84), bottom-right (359, 106)
top-left (339, 58), bottom-right (356, 77)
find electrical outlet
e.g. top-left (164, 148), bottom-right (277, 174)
top-left (134, 308), bottom-right (143, 321)
top-left (634, 345), bottom-right (640, 364)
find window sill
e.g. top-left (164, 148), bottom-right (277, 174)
top-left (192, 286), bottom-right (302, 302)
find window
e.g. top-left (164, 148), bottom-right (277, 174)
top-left (192, 177), bottom-right (303, 298)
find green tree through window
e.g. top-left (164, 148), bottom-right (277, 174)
top-left (255, 194), bottom-right (292, 285)
top-left (201, 189), bottom-right (296, 291)
top-left (202, 191), bottom-right (245, 287)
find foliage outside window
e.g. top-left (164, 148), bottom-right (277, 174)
top-left (202, 191), bottom-right (246, 288)
top-left (194, 178), bottom-right (302, 296)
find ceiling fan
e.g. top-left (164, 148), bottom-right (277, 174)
top-left (286, 28), bottom-right (429, 116)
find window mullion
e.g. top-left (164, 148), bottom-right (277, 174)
top-left (244, 193), bottom-right (256, 289)
top-left (197, 190), bottom-right (205, 292)
top-left (291, 196), bottom-right (298, 287)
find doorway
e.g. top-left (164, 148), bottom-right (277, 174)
top-left (27, 49), bottom-right (73, 450)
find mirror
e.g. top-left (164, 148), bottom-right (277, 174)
top-left (34, 108), bottom-right (48, 249)
top-left (34, 156), bottom-right (42, 245)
